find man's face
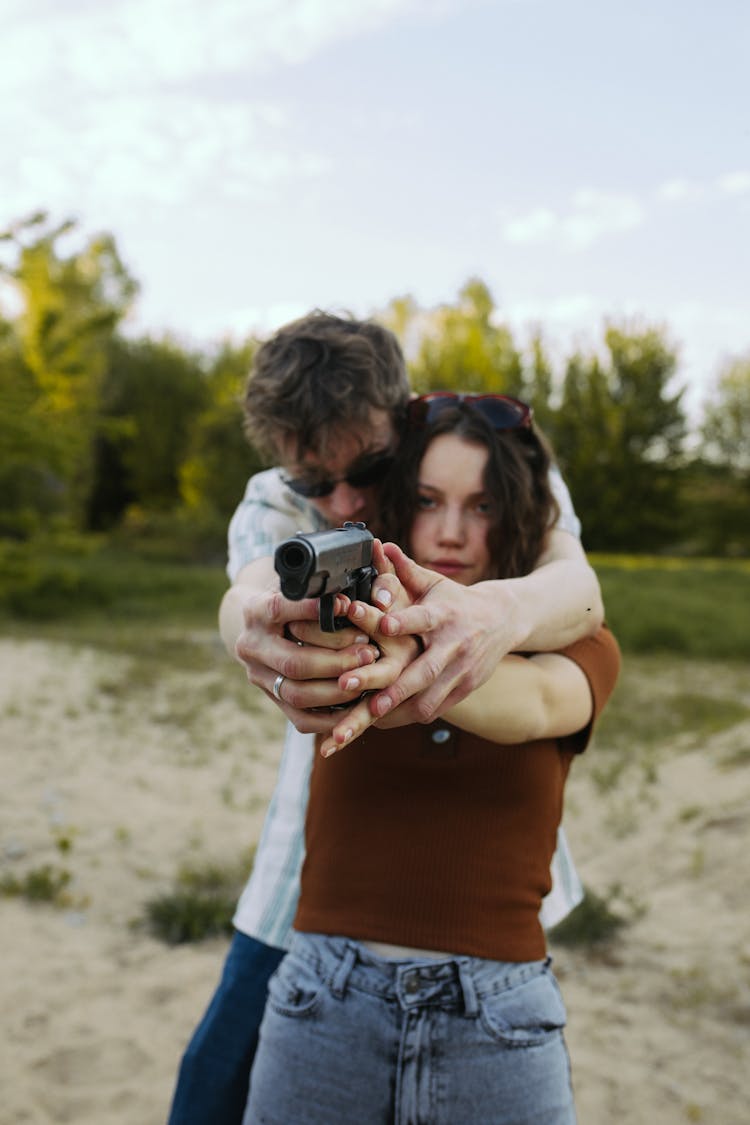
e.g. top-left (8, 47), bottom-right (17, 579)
top-left (278, 408), bottom-right (397, 528)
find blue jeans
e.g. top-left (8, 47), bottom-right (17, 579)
top-left (244, 933), bottom-right (577, 1125)
top-left (167, 932), bottom-right (285, 1125)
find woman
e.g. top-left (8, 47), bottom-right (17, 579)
top-left (243, 394), bottom-right (620, 1125)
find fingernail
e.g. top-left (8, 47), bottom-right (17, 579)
top-left (351, 604), bottom-right (365, 619)
top-left (354, 634), bottom-right (369, 644)
top-left (341, 728), bottom-right (353, 744)
top-left (375, 695), bottom-right (392, 717)
top-left (321, 745), bottom-right (336, 758)
top-left (343, 677), bottom-right (360, 691)
top-left (375, 588), bottom-right (392, 607)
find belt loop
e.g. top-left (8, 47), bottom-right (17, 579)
top-left (330, 941), bottom-right (357, 999)
top-left (456, 958), bottom-right (479, 1017)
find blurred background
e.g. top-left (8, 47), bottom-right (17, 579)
top-left (1, 6), bottom-right (749, 1123)
top-left (1, 0), bottom-right (748, 577)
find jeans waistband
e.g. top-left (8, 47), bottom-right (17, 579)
top-left (288, 932), bottom-right (548, 1016)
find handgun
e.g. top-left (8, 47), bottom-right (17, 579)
top-left (273, 521), bottom-right (376, 631)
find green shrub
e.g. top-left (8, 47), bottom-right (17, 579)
top-left (0, 863), bottom-right (72, 905)
top-left (547, 886), bottom-right (628, 948)
top-left (143, 856), bottom-right (252, 945)
top-left (0, 536), bottom-right (225, 623)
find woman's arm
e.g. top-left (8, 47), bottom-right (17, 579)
top-left (444, 651), bottom-right (593, 744)
top-left (367, 531), bottom-right (603, 726)
top-left (318, 600), bottom-right (595, 757)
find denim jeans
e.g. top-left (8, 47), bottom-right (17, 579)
top-left (167, 932), bottom-right (285, 1125)
top-left (244, 932), bottom-right (576, 1125)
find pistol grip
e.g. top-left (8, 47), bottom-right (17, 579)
top-left (319, 595), bottom-right (349, 632)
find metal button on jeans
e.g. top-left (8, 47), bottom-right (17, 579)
top-left (403, 970), bottom-right (420, 995)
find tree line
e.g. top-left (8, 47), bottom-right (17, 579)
top-left (1, 213), bottom-right (748, 557)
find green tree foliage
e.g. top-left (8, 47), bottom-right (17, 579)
top-left (0, 317), bottom-right (58, 535)
top-left (686, 355), bottom-right (750, 555)
top-left (521, 329), bottom-right (556, 435)
top-left (408, 278), bottom-right (523, 394)
top-left (0, 212), bottom-right (137, 529)
top-left (2, 224), bottom-right (747, 556)
top-left (701, 353), bottom-right (750, 472)
top-left (550, 325), bottom-right (687, 551)
top-left (179, 338), bottom-right (266, 519)
top-left (89, 336), bottom-right (209, 526)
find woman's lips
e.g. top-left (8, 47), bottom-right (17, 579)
top-left (427, 559), bottom-right (468, 577)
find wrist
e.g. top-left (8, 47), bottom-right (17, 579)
top-left (475, 579), bottom-right (529, 652)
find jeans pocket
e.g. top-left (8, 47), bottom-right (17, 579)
top-left (265, 954), bottom-right (326, 1019)
top-left (478, 970), bottom-right (567, 1048)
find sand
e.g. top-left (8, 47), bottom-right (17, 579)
top-left (1, 635), bottom-right (748, 1124)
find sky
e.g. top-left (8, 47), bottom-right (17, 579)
top-left (2, 0), bottom-right (748, 423)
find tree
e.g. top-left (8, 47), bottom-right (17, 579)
top-left (409, 279), bottom-right (523, 394)
top-left (701, 353), bottom-right (750, 472)
top-left (690, 354), bottom-right (750, 554)
top-left (179, 337), bottom-right (267, 520)
top-left (521, 329), bottom-right (556, 435)
top-left (0, 212), bottom-right (137, 529)
top-left (89, 336), bottom-right (209, 527)
top-left (552, 324), bottom-right (687, 551)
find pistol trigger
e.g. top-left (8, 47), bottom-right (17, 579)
top-left (319, 595), bottom-right (337, 632)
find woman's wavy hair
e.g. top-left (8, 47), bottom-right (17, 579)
top-left (379, 401), bottom-right (561, 580)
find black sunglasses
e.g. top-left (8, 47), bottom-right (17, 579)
top-left (282, 451), bottom-right (395, 499)
top-left (407, 392), bottom-right (533, 431)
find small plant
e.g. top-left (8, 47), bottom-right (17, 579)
top-left (548, 885), bottom-right (630, 949)
top-left (143, 854), bottom-right (253, 945)
top-left (0, 863), bottom-right (72, 905)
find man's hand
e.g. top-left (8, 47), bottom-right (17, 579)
top-left (231, 585), bottom-right (379, 734)
top-left (367, 543), bottom-right (527, 727)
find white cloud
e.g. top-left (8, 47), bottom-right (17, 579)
top-left (716, 170), bottom-right (750, 196)
top-left (655, 177), bottom-right (705, 203)
top-left (502, 168), bottom-right (750, 252)
top-left (0, 0), bottom-right (436, 222)
top-left (1, 0), bottom-right (438, 97)
top-left (503, 208), bottom-right (557, 244)
top-left (501, 190), bottom-right (645, 250)
top-left (656, 171), bottom-right (750, 205)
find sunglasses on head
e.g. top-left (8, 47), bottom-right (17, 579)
top-left (406, 392), bottom-right (533, 431)
top-left (282, 451), bottom-right (395, 499)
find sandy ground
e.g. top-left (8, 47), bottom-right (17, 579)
top-left (1, 635), bottom-right (749, 1124)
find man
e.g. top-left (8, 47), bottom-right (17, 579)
top-left (167, 312), bottom-right (602, 1124)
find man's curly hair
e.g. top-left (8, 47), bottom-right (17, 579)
top-left (243, 311), bottom-right (410, 462)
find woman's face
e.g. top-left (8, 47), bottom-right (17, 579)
top-left (409, 433), bottom-right (493, 586)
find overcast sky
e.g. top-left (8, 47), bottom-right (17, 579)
top-left (2, 0), bottom-right (748, 420)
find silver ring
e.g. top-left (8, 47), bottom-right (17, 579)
top-left (272, 674), bottom-right (286, 702)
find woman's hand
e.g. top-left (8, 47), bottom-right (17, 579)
top-left (318, 597), bottom-right (421, 756)
top-left (318, 542), bottom-right (422, 756)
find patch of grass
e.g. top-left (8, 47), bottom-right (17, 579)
top-left (593, 657), bottom-right (750, 756)
top-left (667, 964), bottom-right (745, 1020)
top-left (593, 555), bottom-right (750, 660)
top-left (548, 885), bottom-right (634, 949)
top-left (143, 854), bottom-right (254, 945)
top-left (0, 537), bottom-right (226, 626)
top-left (0, 863), bottom-right (72, 905)
top-left (720, 745), bottom-right (750, 770)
